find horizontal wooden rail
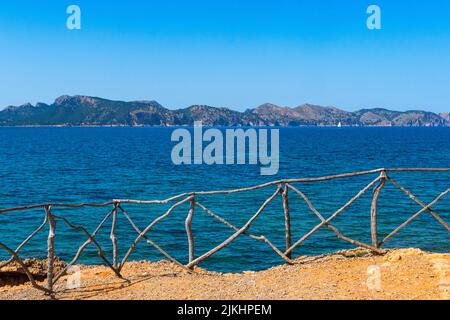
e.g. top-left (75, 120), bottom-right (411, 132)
top-left (0, 168), bottom-right (448, 295)
top-left (1, 168), bottom-right (449, 214)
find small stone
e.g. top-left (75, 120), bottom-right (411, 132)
top-left (386, 253), bottom-right (402, 262)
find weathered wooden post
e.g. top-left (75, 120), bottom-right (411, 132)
top-left (110, 203), bottom-right (119, 270)
top-left (186, 196), bottom-right (195, 267)
top-left (46, 206), bottom-right (56, 293)
top-left (281, 184), bottom-right (292, 259)
top-left (371, 171), bottom-right (387, 249)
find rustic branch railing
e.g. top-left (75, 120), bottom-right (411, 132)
top-left (0, 168), bottom-right (449, 295)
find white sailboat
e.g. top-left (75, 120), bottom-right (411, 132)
top-left (337, 122), bottom-right (342, 128)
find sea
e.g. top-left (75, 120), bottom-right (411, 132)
top-left (0, 127), bottom-right (449, 272)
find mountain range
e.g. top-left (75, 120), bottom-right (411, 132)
top-left (0, 95), bottom-right (448, 127)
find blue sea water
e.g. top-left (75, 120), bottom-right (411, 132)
top-left (0, 127), bottom-right (449, 272)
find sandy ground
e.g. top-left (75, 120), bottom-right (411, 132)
top-left (0, 248), bottom-right (449, 300)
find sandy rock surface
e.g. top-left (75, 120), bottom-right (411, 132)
top-left (0, 248), bottom-right (448, 300)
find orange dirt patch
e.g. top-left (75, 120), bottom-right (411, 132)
top-left (0, 248), bottom-right (448, 300)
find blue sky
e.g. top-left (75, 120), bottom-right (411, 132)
top-left (0, 0), bottom-right (449, 112)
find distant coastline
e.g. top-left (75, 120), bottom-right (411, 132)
top-left (1, 95), bottom-right (448, 127)
top-left (2, 124), bottom-right (450, 129)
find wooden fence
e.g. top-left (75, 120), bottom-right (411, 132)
top-left (0, 168), bottom-right (449, 295)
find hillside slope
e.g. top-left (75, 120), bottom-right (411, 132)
top-left (0, 96), bottom-right (448, 127)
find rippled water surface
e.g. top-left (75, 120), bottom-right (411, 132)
top-left (0, 127), bottom-right (449, 272)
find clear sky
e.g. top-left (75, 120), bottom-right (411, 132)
top-left (0, 0), bottom-right (449, 112)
